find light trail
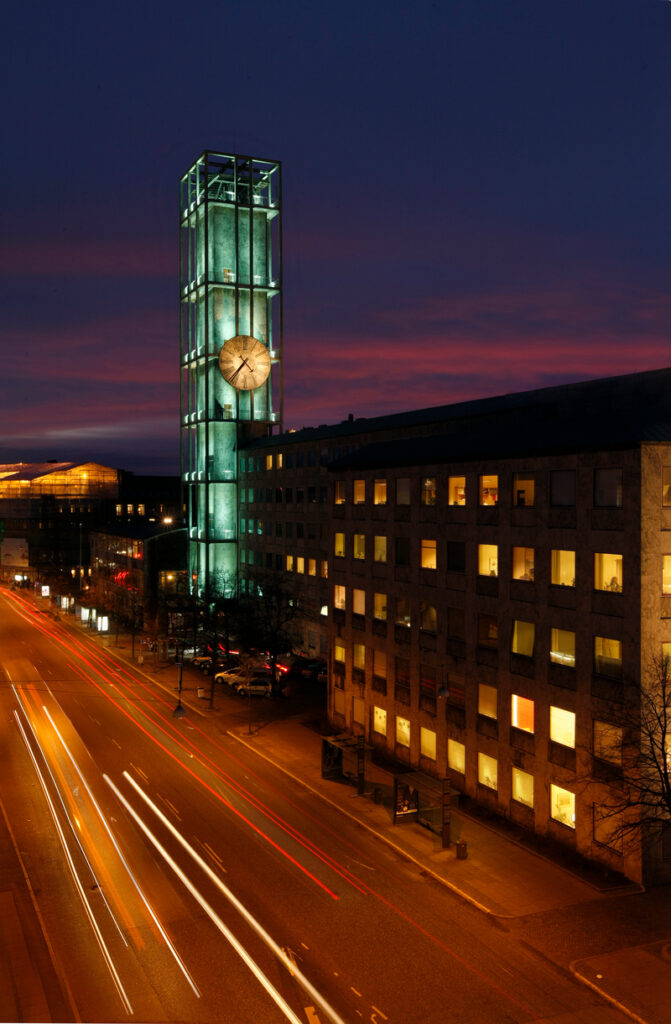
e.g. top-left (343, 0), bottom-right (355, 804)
top-left (13, 710), bottom-right (134, 1017)
top-left (122, 771), bottom-right (348, 1024)
top-left (41, 703), bottom-right (200, 998)
top-left (105, 775), bottom-right (306, 1024)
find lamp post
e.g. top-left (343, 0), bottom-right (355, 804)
top-left (173, 641), bottom-right (186, 718)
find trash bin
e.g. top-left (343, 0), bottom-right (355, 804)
top-left (197, 687), bottom-right (205, 699)
top-left (456, 841), bottom-right (468, 860)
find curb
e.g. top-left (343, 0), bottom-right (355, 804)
top-left (569, 959), bottom-right (649, 1024)
top-left (227, 728), bottom-right (493, 917)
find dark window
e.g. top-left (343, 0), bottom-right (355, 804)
top-left (447, 606), bottom-right (465, 639)
top-left (447, 541), bottom-right (465, 572)
top-left (395, 537), bottom-right (411, 566)
top-left (477, 614), bottom-right (498, 648)
top-left (550, 470), bottom-right (575, 507)
top-left (594, 469), bottom-right (623, 508)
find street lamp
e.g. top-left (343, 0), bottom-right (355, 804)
top-left (173, 642), bottom-right (186, 718)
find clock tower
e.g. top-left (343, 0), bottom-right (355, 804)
top-left (179, 151), bottom-right (282, 598)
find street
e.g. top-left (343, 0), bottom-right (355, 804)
top-left (0, 587), bottom-right (636, 1023)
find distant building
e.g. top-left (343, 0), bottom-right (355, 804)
top-left (238, 367), bottom-right (671, 885)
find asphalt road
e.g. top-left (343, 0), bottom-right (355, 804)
top-left (0, 588), bottom-right (631, 1023)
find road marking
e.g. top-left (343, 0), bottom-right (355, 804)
top-left (111, 738), bottom-right (121, 749)
top-left (304, 1009), bottom-right (321, 1023)
top-left (371, 1006), bottom-right (388, 1020)
top-left (351, 987), bottom-right (362, 997)
top-left (158, 794), bottom-right (181, 821)
top-left (130, 762), bottom-right (148, 784)
top-left (195, 838), bottom-right (226, 872)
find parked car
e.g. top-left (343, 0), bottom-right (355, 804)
top-left (215, 668), bottom-right (246, 686)
top-left (300, 659), bottom-right (327, 680)
top-left (235, 678), bottom-right (273, 697)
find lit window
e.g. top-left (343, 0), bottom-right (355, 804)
top-left (550, 706), bottom-right (575, 748)
top-left (277, 453), bottom-right (283, 468)
top-left (448, 476), bottom-right (466, 506)
top-left (421, 477), bottom-right (437, 506)
top-left (512, 547), bottom-right (534, 581)
top-left (594, 553), bottom-right (623, 592)
top-left (478, 683), bottom-right (497, 719)
top-left (662, 467), bottom-right (671, 506)
top-left (115, 503), bottom-right (122, 515)
top-left (138, 504), bottom-right (145, 516)
top-left (447, 738), bottom-right (465, 773)
top-left (286, 554), bottom-right (294, 571)
top-left (374, 535), bottom-right (387, 562)
top-left (512, 620), bottom-right (535, 657)
top-left (550, 628), bottom-right (575, 667)
top-left (353, 643), bottom-right (366, 670)
top-left (308, 558), bottom-right (316, 576)
top-left (551, 549), bottom-right (575, 587)
top-left (296, 557), bottom-right (305, 574)
top-left (265, 454), bottom-right (273, 470)
top-left (479, 474), bottom-right (498, 506)
top-left (513, 473), bottom-right (535, 507)
top-left (396, 716), bottom-right (411, 747)
top-left (594, 636), bottom-right (622, 679)
top-left (512, 767), bottom-right (534, 807)
top-left (352, 588), bottom-right (365, 616)
top-left (420, 727), bottom-right (436, 759)
top-left (352, 697), bottom-right (365, 725)
top-left (395, 598), bottom-right (411, 627)
top-left (478, 543), bottom-right (498, 577)
top-left (550, 784), bottom-right (575, 828)
top-left (511, 694), bottom-right (534, 733)
top-left (373, 592), bottom-right (387, 621)
top-left (550, 469), bottom-right (576, 507)
top-left (334, 585), bottom-right (346, 610)
top-left (421, 538), bottom-right (437, 569)
top-left (320, 560), bottom-right (328, 578)
top-left (593, 720), bottom-right (623, 764)
top-left (334, 480), bottom-right (346, 504)
top-left (396, 478), bottom-right (411, 505)
top-left (127, 504), bottom-right (134, 514)
top-left (334, 639), bottom-right (346, 664)
top-left (478, 752), bottom-right (498, 790)
top-left (334, 532), bottom-right (345, 557)
top-left (373, 706), bottom-right (387, 735)
top-left (594, 468), bottom-right (623, 508)
top-left (420, 604), bottom-right (437, 633)
top-left (353, 479), bottom-right (365, 504)
top-left (663, 555), bottom-right (671, 595)
top-left (353, 534), bottom-right (365, 560)
top-left (374, 479), bottom-right (387, 505)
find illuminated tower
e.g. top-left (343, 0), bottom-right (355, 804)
top-left (180, 151), bottom-right (282, 597)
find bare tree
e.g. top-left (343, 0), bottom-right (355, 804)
top-left (236, 573), bottom-right (300, 690)
top-left (588, 652), bottom-right (671, 854)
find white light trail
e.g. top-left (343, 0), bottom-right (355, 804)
top-left (41, 705), bottom-right (200, 998)
top-left (120, 771), bottom-right (347, 1024)
top-left (13, 710), bottom-right (133, 1016)
top-left (106, 775), bottom-right (316, 1024)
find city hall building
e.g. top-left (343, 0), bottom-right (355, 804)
top-left (179, 151), bottom-right (671, 885)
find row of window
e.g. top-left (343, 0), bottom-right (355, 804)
top-left (242, 446), bottom-right (354, 472)
top-left (240, 485), bottom-right (328, 505)
top-left (241, 517), bottom-right (327, 540)
top-left (344, 703), bottom-right (622, 846)
top-left (333, 535), bottom-right (660, 592)
top-left (332, 468), bottom-right (646, 509)
top-left (332, 613), bottom-right (634, 678)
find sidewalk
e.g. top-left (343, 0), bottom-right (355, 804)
top-left (221, 711), bottom-right (671, 1024)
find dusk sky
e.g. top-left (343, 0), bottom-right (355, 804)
top-left (2, 0), bottom-right (670, 474)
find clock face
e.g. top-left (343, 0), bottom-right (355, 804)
top-left (218, 335), bottom-right (271, 390)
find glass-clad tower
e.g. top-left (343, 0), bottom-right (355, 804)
top-left (180, 151), bottom-right (282, 598)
